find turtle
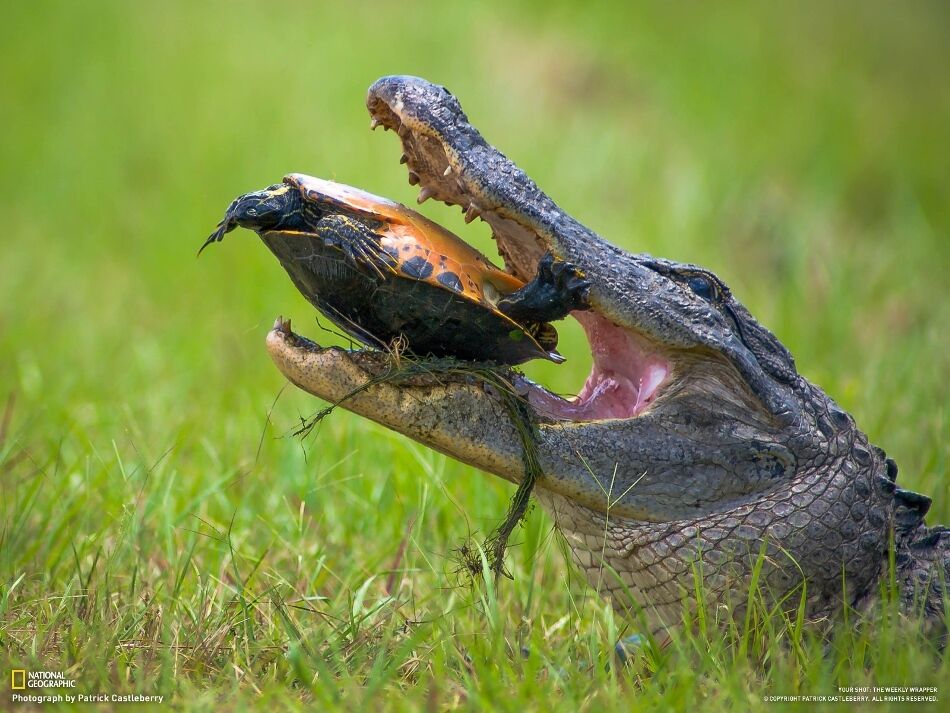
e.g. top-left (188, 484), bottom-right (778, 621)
top-left (201, 173), bottom-right (590, 364)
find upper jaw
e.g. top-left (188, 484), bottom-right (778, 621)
top-left (367, 75), bottom-right (576, 281)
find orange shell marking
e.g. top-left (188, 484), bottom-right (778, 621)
top-left (285, 173), bottom-right (524, 307)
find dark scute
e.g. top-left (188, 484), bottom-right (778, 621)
top-left (868, 509), bottom-right (886, 528)
top-left (853, 478), bottom-right (870, 498)
top-left (885, 458), bottom-right (899, 482)
top-left (400, 255), bottom-right (434, 280)
top-left (436, 271), bottom-right (464, 293)
top-left (895, 505), bottom-right (925, 530)
top-left (859, 532), bottom-right (880, 551)
top-left (911, 527), bottom-right (949, 551)
top-left (852, 445), bottom-right (872, 467)
top-left (895, 488), bottom-right (932, 515)
top-left (829, 406), bottom-right (850, 429)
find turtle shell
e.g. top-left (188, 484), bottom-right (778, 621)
top-left (286, 174), bottom-right (525, 303)
top-left (262, 174), bottom-right (560, 364)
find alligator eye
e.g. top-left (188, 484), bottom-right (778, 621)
top-left (687, 275), bottom-right (716, 301)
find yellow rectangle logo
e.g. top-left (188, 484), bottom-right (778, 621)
top-left (11, 670), bottom-right (26, 690)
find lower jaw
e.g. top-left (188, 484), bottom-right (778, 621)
top-left (517, 311), bottom-right (669, 422)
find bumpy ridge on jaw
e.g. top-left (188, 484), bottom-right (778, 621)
top-left (367, 89), bottom-right (548, 280)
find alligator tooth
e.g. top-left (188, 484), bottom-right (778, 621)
top-left (465, 203), bottom-right (481, 224)
top-left (417, 188), bottom-right (434, 204)
top-left (443, 165), bottom-right (452, 176)
top-left (408, 171), bottom-right (420, 186)
top-left (273, 315), bottom-right (291, 334)
top-left (399, 154), bottom-right (409, 165)
top-left (370, 118), bottom-right (381, 130)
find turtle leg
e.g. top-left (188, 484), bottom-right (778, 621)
top-left (318, 214), bottom-right (398, 279)
top-left (497, 253), bottom-right (591, 324)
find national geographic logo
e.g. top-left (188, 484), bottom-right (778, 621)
top-left (10, 669), bottom-right (76, 689)
top-left (9, 669), bottom-right (165, 705)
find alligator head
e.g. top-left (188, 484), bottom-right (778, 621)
top-left (265, 76), bottom-right (947, 636)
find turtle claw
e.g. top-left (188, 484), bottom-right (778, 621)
top-left (548, 256), bottom-right (589, 299)
top-left (497, 253), bottom-right (591, 325)
top-left (198, 195), bottom-right (243, 256)
top-left (197, 222), bottom-right (227, 256)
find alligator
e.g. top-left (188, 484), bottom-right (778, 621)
top-left (263, 76), bottom-right (948, 639)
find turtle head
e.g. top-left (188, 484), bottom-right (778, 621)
top-left (199, 184), bottom-right (304, 255)
top-left (200, 175), bottom-right (407, 257)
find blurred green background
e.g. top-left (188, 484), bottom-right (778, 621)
top-left (1, 0), bottom-right (948, 708)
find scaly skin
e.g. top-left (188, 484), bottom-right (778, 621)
top-left (262, 76), bottom-right (948, 638)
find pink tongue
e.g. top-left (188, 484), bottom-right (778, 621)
top-left (528, 312), bottom-right (669, 421)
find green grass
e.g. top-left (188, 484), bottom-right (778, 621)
top-left (1, 0), bottom-right (948, 710)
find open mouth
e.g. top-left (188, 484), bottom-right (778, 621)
top-left (321, 87), bottom-right (676, 423)
top-left (518, 311), bottom-right (669, 421)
